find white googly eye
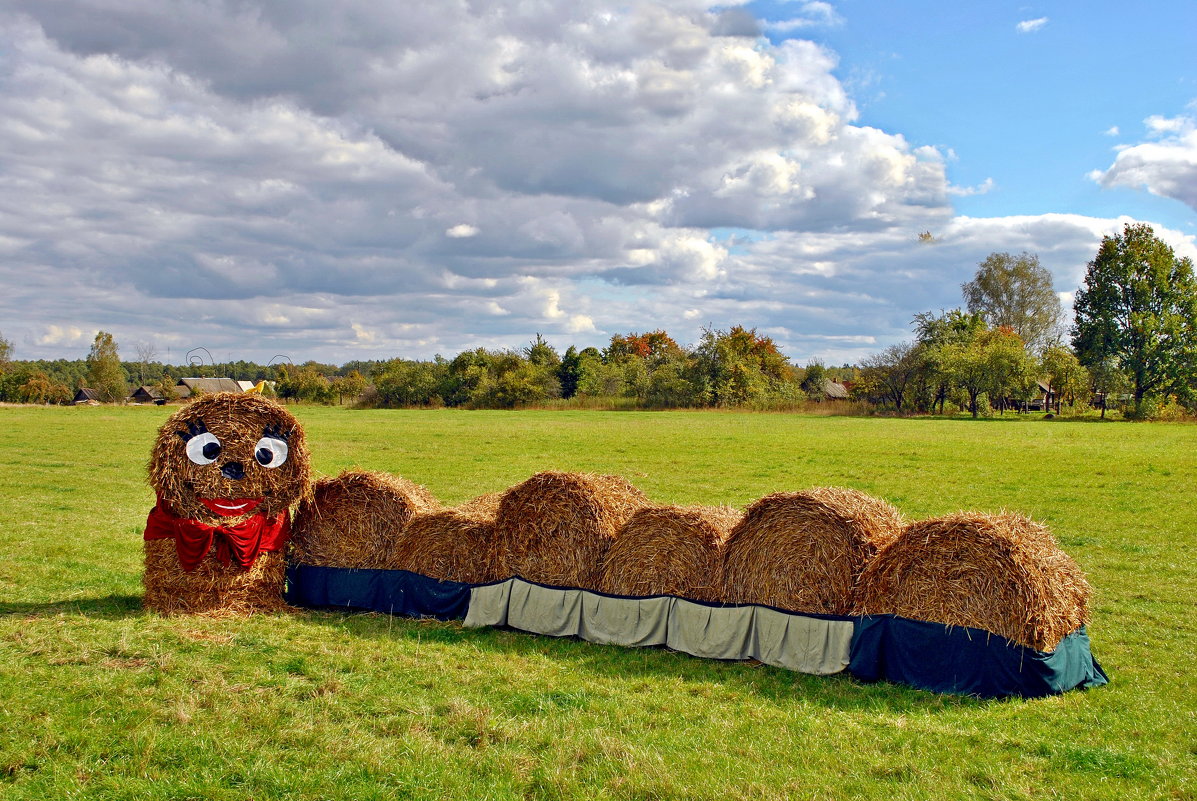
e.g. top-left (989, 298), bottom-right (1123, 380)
top-left (186, 432), bottom-right (222, 466)
top-left (254, 436), bottom-right (289, 469)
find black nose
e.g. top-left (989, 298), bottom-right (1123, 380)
top-left (220, 461), bottom-right (245, 480)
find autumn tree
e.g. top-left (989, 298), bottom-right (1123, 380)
top-left (1040, 345), bottom-right (1090, 414)
top-left (963, 252), bottom-right (1063, 351)
top-left (19, 371), bottom-right (71, 404)
top-left (86, 331), bottom-right (127, 402)
top-left (1072, 223), bottom-right (1197, 412)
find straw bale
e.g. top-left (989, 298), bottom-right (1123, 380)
top-left (496, 471), bottom-right (651, 589)
top-left (386, 493), bottom-right (508, 583)
top-left (723, 487), bottom-right (904, 615)
top-left (599, 505), bottom-right (741, 600)
top-left (854, 512), bottom-right (1092, 651)
top-left (144, 392), bottom-right (310, 615)
top-left (148, 392), bottom-right (311, 524)
top-left (290, 470), bottom-right (440, 568)
top-left (143, 539), bottom-right (288, 616)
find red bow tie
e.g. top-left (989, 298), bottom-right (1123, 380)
top-left (143, 497), bottom-right (290, 572)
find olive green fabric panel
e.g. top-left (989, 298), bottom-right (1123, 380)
top-left (464, 579), bottom-right (853, 675)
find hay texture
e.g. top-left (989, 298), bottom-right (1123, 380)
top-left (290, 470), bottom-right (440, 569)
top-left (599, 505), bottom-right (741, 600)
top-left (143, 539), bottom-right (288, 615)
top-left (386, 493), bottom-right (508, 583)
top-left (854, 513), bottom-right (1091, 651)
top-left (722, 487), bottom-right (904, 615)
top-left (144, 392), bottom-right (311, 616)
top-left (148, 392), bottom-right (310, 524)
top-left (496, 472), bottom-right (651, 589)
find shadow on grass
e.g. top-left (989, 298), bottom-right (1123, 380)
top-left (292, 606), bottom-right (989, 714)
top-left (0, 594), bottom-right (144, 619)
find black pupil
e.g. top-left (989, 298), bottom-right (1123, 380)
top-left (256, 447), bottom-right (273, 465)
top-left (202, 441), bottom-right (221, 460)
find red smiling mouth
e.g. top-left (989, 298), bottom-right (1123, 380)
top-left (198, 497), bottom-right (264, 517)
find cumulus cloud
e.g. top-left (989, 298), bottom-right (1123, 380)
top-left (1016, 17), bottom-right (1049, 33)
top-left (0, 2), bottom-right (1189, 368)
top-left (947, 177), bottom-right (995, 197)
top-left (1091, 109), bottom-right (1197, 212)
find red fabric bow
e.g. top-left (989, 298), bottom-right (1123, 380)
top-left (143, 497), bottom-right (290, 572)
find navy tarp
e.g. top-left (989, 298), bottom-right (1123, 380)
top-left (849, 615), bottom-right (1109, 699)
top-left (285, 564), bottom-right (472, 621)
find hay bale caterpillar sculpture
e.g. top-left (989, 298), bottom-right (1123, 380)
top-left (143, 393), bottom-right (310, 615)
top-left (137, 398), bottom-right (1104, 697)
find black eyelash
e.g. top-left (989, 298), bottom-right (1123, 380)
top-left (177, 419), bottom-right (208, 442)
top-left (263, 424), bottom-right (291, 442)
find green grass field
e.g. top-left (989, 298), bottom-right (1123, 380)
top-left (1, 405), bottom-right (1194, 800)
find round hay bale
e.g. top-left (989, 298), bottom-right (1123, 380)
top-left (386, 493), bottom-right (508, 583)
top-left (723, 487), bottom-right (904, 615)
top-left (143, 539), bottom-right (288, 616)
top-left (496, 471), bottom-right (651, 589)
top-left (854, 512), bottom-right (1092, 651)
top-left (290, 470), bottom-right (440, 568)
top-left (599, 505), bottom-right (741, 600)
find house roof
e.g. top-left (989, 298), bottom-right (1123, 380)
top-left (130, 385), bottom-right (164, 399)
top-left (73, 387), bottom-right (101, 402)
top-left (822, 379), bottom-right (850, 399)
top-left (176, 377), bottom-right (242, 396)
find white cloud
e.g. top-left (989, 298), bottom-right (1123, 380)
top-left (1016, 17), bottom-right (1049, 34)
top-left (0, 4), bottom-right (1190, 368)
top-left (446, 224), bottom-right (480, 238)
top-left (36, 325), bottom-right (86, 346)
top-left (1091, 110), bottom-right (1197, 212)
top-left (947, 177), bottom-right (995, 197)
top-left (1104, 126), bottom-right (1120, 137)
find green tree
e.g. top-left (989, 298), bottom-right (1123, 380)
top-left (1072, 223), bottom-right (1197, 411)
top-left (85, 331), bottom-right (127, 403)
top-left (0, 330), bottom-right (12, 370)
top-left (1088, 356), bottom-right (1130, 418)
top-left (983, 327), bottom-right (1038, 413)
top-left (690, 326), bottom-right (793, 407)
top-left (334, 370), bottom-right (368, 404)
top-left (523, 334), bottom-right (560, 369)
top-left (857, 342), bottom-right (923, 412)
top-left (799, 361), bottom-right (827, 400)
top-left (1040, 345), bottom-right (1090, 414)
top-left (962, 252), bottom-right (1063, 352)
top-left (913, 309), bottom-right (987, 413)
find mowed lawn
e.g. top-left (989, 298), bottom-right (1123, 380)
top-left (0, 405), bottom-right (1194, 801)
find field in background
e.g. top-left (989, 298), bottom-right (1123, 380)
top-left (1, 405), bottom-right (1194, 800)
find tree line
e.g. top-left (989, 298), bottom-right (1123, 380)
top-left (855, 224), bottom-right (1196, 419)
top-left (2, 223), bottom-right (1193, 418)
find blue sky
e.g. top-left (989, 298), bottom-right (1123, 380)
top-left (1, 0), bottom-right (1194, 366)
top-left (767, 0), bottom-right (1197, 229)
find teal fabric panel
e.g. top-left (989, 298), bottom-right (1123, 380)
top-left (849, 615), bottom-right (1109, 698)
